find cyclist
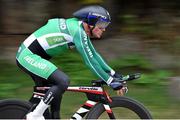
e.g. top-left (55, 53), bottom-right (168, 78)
top-left (16, 5), bottom-right (123, 120)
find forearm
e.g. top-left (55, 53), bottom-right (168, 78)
top-left (84, 58), bottom-right (113, 84)
top-left (94, 52), bottom-right (115, 75)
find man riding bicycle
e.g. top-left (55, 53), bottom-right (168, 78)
top-left (16, 5), bottom-right (123, 120)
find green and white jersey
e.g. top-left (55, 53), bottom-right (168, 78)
top-left (16, 18), bottom-right (115, 84)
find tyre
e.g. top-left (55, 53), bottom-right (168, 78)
top-left (86, 96), bottom-right (152, 119)
top-left (0, 99), bottom-right (32, 119)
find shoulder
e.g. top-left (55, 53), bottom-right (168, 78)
top-left (66, 18), bottom-right (83, 28)
top-left (66, 18), bottom-right (85, 36)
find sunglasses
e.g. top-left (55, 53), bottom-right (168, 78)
top-left (87, 14), bottom-right (110, 29)
top-left (95, 19), bottom-right (110, 29)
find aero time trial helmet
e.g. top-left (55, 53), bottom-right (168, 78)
top-left (73, 5), bottom-right (111, 29)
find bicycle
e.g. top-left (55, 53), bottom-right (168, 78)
top-left (0, 73), bottom-right (152, 119)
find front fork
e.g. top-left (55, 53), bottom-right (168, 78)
top-left (70, 100), bottom-right (96, 120)
top-left (71, 91), bottom-right (115, 120)
top-left (103, 104), bottom-right (116, 119)
top-left (103, 91), bottom-right (116, 119)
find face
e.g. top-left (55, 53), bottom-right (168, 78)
top-left (91, 26), bottom-right (105, 39)
top-left (83, 22), bottom-right (106, 39)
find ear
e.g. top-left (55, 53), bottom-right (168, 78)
top-left (82, 22), bottom-right (91, 36)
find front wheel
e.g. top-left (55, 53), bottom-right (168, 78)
top-left (0, 99), bottom-right (32, 119)
top-left (86, 96), bottom-right (152, 119)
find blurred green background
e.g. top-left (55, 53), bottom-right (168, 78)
top-left (0, 0), bottom-right (180, 119)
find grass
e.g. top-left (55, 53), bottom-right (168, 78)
top-left (0, 54), bottom-right (180, 119)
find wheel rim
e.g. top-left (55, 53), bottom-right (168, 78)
top-left (0, 104), bottom-right (29, 119)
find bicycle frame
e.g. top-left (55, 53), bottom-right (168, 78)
top-left (68, 86), bottom-right (115, 119)
top-left (0, 74), bottom-right (150, 119)
top-left (33, 86), bottom-right (116, 119)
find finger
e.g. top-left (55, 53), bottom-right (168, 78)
top-left (117, 89), bottom-right (124, 96)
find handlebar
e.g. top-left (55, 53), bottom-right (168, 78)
top-left (122, 73), bottom-right (141, 81)
top-left (91, 73), bottom-right (141, 86)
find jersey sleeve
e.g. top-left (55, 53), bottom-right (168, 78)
top-left (73, 26), bottom-right (113, 84)
top-left (88, 39), bottom-right (115, 76)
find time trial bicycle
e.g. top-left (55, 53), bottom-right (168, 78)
top-left (0, 73), bottom-right (152, 119)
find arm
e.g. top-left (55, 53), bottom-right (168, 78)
top-left (73, 27), bottom-right (113, 84)
top-left (88, 38), bottom-right (115, 76)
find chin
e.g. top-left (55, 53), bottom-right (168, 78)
top-left (90, 34), bottom-right (102, 38)
top-left (90, 37), bottom-right (102, 40)
top-left (90, 36), bottom-right (100, 39)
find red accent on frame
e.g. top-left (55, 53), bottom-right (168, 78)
top-left (34, 92), bottom-right (45, 96)
top-left (36, 87), bottom-right (50, 91)
top-left (106, 109), bottom-right (112, 113)
top-left (84, 102), bottom-right (94, 107)
top-left (104, 91), bottom-right (112, 103)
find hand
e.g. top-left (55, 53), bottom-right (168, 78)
top-left (109, 78), bottom-right (123, 90)
top-left (117, 86), bottom-right (128, 96)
